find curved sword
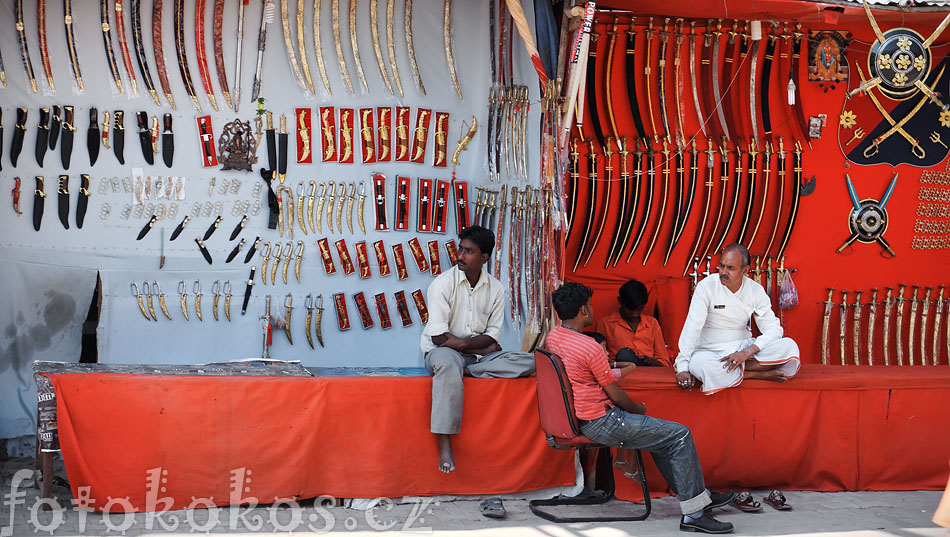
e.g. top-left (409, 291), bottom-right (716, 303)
top-left (132, 283), bottom-right (150, 320)
top-left (895, 285), bottom-right (906, 366)
top-left (934, 286), bottom-right (945, 365)
top-left (297, 0), bottom-right (315, 93)
top-left (443, 0), bottom-right (462, 99)
top-left (314, 294), bottom-right (324, 347)
top-left (688, 21), bottom-right (706, 137)
top-left (627, 142), bottom-right (656, 262)
top-left (882, 287), bottom-right (893, 366)
top-left (623, 19), bottom-right (648, 141)
top-left (64, 0), bottom-right (84, 91)
top-left (14, 0), bottom-right (37, 94)
top-left (776, 142), bottom-right (804, 258)
top-left (760, 27), bottom-right (778, 144)
top-left (37, 0), bottom-right (56, 92)
top-left (672, 19), bottom-right (686, 142)
top-left (174, 0), bottom-right (201, 110)
top-left (212, 0), bottom-right (232, 109)
top-left (212, 280), bottom-right (221, 321)
top-left (224, 280), bottom-right (232, 322)
top-left (737, 141), bottom-right (758, 245)
top-left (131, 0), bottom-right (159, 104)
top-left (571, 141), bottom-right (598, 272)
top-left (838, 290), bottom-right (849, 365)
top-left (710, 19), bottom-right (730, 143)
top-left (699, 145), bottom-right (729, 260)
top-left (332, 0), bottom-right (354, 92)
top-left (349, 0), bottom-right (368, 91)
top-left (335, 182), bottom-right (346, 233)
top-left (386, 0), bottom-right (403, 95)
top-left (99, 0), bottom-right (123, 94)
top-left (612, 141), bottom-right (643, 267)
top-left (643, 140), bottom-right (671, 264)
top-left (143, 282), bottom-right (157, 321)
top-left (764, 138), bottom-right (787, 255)
top-left (748, 33), bottom-right (760, 147)
top-left (178, 280), bottom-right (189, 321)
top-left (820, 288), bottom-right (835, 365)
top-left (281, 242), bottom-right (293, 285)
top-left (114, 0), bottom-right (138, 94)
top-left (790, 24), bottom-right (811, 148)
top-left (315, 182), bottom-right (326, 233)
top-left (700, 20), bottom-right (719, 140)
top-left (866, 288), bottom-right (878, 365)
top-left (657, 18), bottom-right (672, 142)
top-left (582, 139), bottom-right (613, 266)
top-left (294, 241), bottom-right (304, 283)
top-left (308, 181), bottom-right (317, 233)
top-left (313, 0), bottom-right (332, 95)
top-left (280, 0), bottom-right (307, 91)
top-left (152, 0), bottom-right (175, 107)
top-left (746, 141), bottom-right (772, 251)
top-left (682, 138), bottom-right (716, 276)
top-left (357, 182), bottom-right (366, 234)
top-left (606, 137), bottom-right (631, 267)
top-left (305, 294), bottom-right (315, 349)
top-left (405, 0), bottom-right (425, 94)
top-left (346, 182), bottom-right (356, 234)
top-left (194, 0), bottom-right (218, 110)
top-left (194, 280), bottom-right (203, 321)
top-left (908, 286), bottom-right (920, 366)
top-left (260, 242), bottom-right (271, 285)
top-left (920, 288), bottom-right (932, 366)
top-left (296, 182), bottom-right (307, 235)
top-left (371, 0), bottom-right (394, 94)
top-left (663, 140), bottom-right (686, 265)
top-left (155, 281), bottom-right (172, 320)
top-left (644, 17), bottom-right (658, 140)
top-left (669, 138), bottom-right (699, 258)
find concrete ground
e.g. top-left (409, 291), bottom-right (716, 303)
top-left (1, 456), bottom-right (947, 536)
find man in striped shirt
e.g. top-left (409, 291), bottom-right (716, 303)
top-left (546, 282), bottom-right (736, 534)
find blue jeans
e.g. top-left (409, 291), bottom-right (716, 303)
top-left (579, 407), bottom-right (711, 514)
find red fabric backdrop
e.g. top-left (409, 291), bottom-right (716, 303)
top-left (564, 12), bottom-right (950, 365)
top-left (49, 373), bottom-right (575, 511)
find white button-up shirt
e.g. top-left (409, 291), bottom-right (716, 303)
top-left (420, 265), bottom-right (506, 355)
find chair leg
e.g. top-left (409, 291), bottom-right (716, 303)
top-left (528, 447), bottom-right (652, 523)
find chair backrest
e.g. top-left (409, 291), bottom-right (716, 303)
top-left (534, 348), bottom-right (582, 439)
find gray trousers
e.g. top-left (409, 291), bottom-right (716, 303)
top-left (424, 347), bottom-right (536, 434)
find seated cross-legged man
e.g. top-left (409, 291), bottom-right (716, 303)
top-left (675, 243), bottom-right (801, 395)
top-left (546, 282), bottom-right (737, 534)
top-left (421, 225), bottom-right (535, 474)
top-left (594, 279), bottom-right (672, 367)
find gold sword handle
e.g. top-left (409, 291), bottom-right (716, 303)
top-left (284, 293), bottom-right (294, 344)
top-left (335, 183), bottom-right (346, 232)
top-left (821, 288), bottom-right (835, 365)
top-left (452, 116), bottom-right (477, 165)
top-left (346, 182), bottom-right (356, 233)
top-left (314, 303), bottom-right (324, 346)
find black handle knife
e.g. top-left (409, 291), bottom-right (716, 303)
top-left (241, 267), bottom-right (256, 315)
top-left (76, 174), bottom-right (90, 229)
top-left (203, 215), bottom-right (223, 240)
top-left (87, 108), bottom-right (100, 166)
top-left (244, 236), bottom-right (261, 263)
top-left (33, 176), bottom-right (46, 232)
top-left (226, 238), bottom-right (246, 263)
top-left (48, 106), bottom-right (62, 150)
top-left (61, 106), bottom-right (75, 170)
top-left (10, 108), bottom-right (27, 168)
top-left (277, 114), bottom-right (288, 183)
top-left (57, 175), bottom-right (70, 229)
top-left (136, 112), bottom-right (154, 165)
top-left (113, 111), bottom-right (126, 165)
top-left (265, 111), bottom-right (276, 176)
top-left (229, 214), bottom-right (248, 240)
top-left (136, 214), bottom-right (158, 240)
top-left (35, 108), bottom-right (50, 167)
top-left (170, 215), bottom-right (189, 240)
top-left (195, 237), bottom-right (213, 264)
top-left (161, 113), bottom-right (174, 168)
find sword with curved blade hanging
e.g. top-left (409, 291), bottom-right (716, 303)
top-left (776, 141), bottom-right (806, 258)
top-left (297, 0), bottom-right (315, 93)
top-left (894, 285), bottom-right (907, 366)
top-left (920, 287), bottom-right (932, 366)
top-left (606, 137), bottom-right (631, 267)
top-left (663, 138), bottom-right (686, 265)
top-left (643, 17), bottom-right (658, 140)
top-left (746, 141), bottom-right (772, 251)
top-left (682, 138), bottom-right (716, 276)
top-left (174, 0), bottom-right (201, 110)
top-left (250, 0), bottom-right (276, 103)
top-left (194, 0), bottom-right (219, 110)
top-left (711, 19), bottom-right (731, 143)
top-left (934, 286), bottom-right (945, 365)
top-left (405, 0), bottom-right (425, 94)
top-left (672, 19), bottom-right (686, 142)
top-left (688, 21), bottom-right (705, 137)
top-left (627, 141), bottom-right (656, 262)
top-left (280, 0), bottom-right (307, 91)
top-left (114, 0), bottom-right (139, 94)
top-left (585, 32), bottom-right (606, 149)
top-left (714, 143), bottom-right (744, 254)
top-left (313, 0), bottom-right (331, 95)
top-left (737, 140), bottom-right (758, 244)
top-left (764, 138), bottom-right (787, 255)
top-left (371, 0), bottom-right (394, 94)
top-left (623, 17), bottom-right (647, 142)
top-left (332, 0), bottom-right (354, 92)
top-left (789, 23), bottom-right (811, 148)
top-left (565, 139), bottom-right (581, 244)
top-left (38, 0), bottom-right (56, 92)
top-left (131, 0), bottom-right (159, 104)
top-left (760, 25), bottom-right (778, 146)
top-left (444, 0), bottom-right (461, 99)
top-left (582, 139), bottom-right (613, 266)
top-left (748, 29), bottom-right (760, 147)
top-left (63, 0), bottom-right (84, 91)
top-left (720, 20), bottom-right (742, 144)
top-left (16, 0), bottom-right (38, 94)
top-left (350, 0), bottom-right (368, 91)
top-left (152, 0), bottom-right (174, 107)
top-left (572, 141), bottom-right (598, 272)
top-left (657, 18), bottom-right (672, 143)
top-left (386, 0), bottom-right (403, 95)
top-left (866, 287), bottom-right (879, 365)
top-left (699, 144), bottom-right (729, 260)
top-left (700, 20), bottom-right (720, 140)
top-left (212, 0), bottom-right (232, 110)
top-left (642, 139), bottom-right (671, 264)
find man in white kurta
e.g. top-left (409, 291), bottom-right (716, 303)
top-left (674, 244), bottom-right (800, 394)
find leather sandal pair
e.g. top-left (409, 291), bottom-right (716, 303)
top-left (764, 490), bottom-right (792, 511)
top-left (732, 490), bottom-right (793, 512)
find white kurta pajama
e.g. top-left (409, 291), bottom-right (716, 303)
top-left (675, 274), bottom-right (800, 394)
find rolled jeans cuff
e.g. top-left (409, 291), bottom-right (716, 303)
top-left (680, 490), bottom-right (711, 515)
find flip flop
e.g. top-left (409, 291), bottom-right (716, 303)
top-left (764, 490), bottom-right (792, 511)
top-left (479, 497), bottom-right (506, 519)
top-left (732, 491), bottom-right (763, 512)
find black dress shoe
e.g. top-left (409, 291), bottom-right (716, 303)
top-left (680, 512), bottom-right (734, 534)
top-left (707, 491), bottom-right (737, 510)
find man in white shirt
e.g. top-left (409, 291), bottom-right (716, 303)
top-left (675, 244), bottom-right (800, 395)
top-left (421, 225), bottom-right (534, 473)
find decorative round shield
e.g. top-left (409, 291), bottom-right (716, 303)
top-left (848, 198), bottom-right (889, 243)
top-left (867, 28), bottom-right (930, 100)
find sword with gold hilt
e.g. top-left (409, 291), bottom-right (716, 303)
top-left (820, 288), bottom-right (835, 365)
top-left (920, 287), bottom-right (933, 366)
top-left (307, 181), bottom-right (317, 233)
top-left (838, 289), bottom-right (849, 365)
top-left (315, 182), bottom-right (327, 233)
top-left (357, 181), bottom-right (367, 234)
top-left (283, 293), bottom-right (294, 344)
top-left (314, 294), bottom-right (325, 347)
top-left (852, 290), bottom-right (863, 365)
top-left (751, 256), bottom-right (762, 287)
top-left (281, 241), bottom-right (293, 284)
top-left (194, 280), bottom-right (203, 321)
top-left (882, 287), bottom-right (894, 366)
top-left (335, 182), bottom-right (347, 234)
top-left (260, 242), bottom-right (271, 285)
top-left (143, 282), bottom-right (158, 321)
top-left (223, 280), bottom-right (232, 322)
top-left (935, 286), bottom-right (946, 365)
top-left (895, 284), bottom-right (907, 365)
top-left (326, 181), bottom-right (336, 233)
top-left (296, 182), bottom-right (308, 236)
top-left (132, 283), bottom-right (150, 321)
top-left (304, 293), bottom-right (315, 349)
top-left (276, 185), bottom-right (294, 238)
top-left (908, 285), bottom-right (920, 366)
top-left (211, 280), bottom-right (221, 321)
top-left (269, 241), bottom-right (281, 284)
top-left (154, 281), bottom-right (172, 320)
top-left (178, 280), bottom-right (189, 321)
top-left (866, 288), bottom-right (879, 365)
top-left (361, 109), bottom-right (375, 161)
top-left (345, 182), bottom-right (356, 234)
top-left (493, 184), bottom-right (508, 280)
top-left (294, 241), bottom-right (304, 283)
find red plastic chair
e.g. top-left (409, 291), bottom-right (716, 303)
top-left (529, 348), bottom-right (651, 522)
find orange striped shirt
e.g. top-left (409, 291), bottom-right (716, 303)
top-left (544, 326), bottom-right (615, 421)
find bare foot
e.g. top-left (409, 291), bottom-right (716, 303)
top-left (437, 434), bottom-right (456, 474)
top-left (744, 369), bottom-right (787, 382)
